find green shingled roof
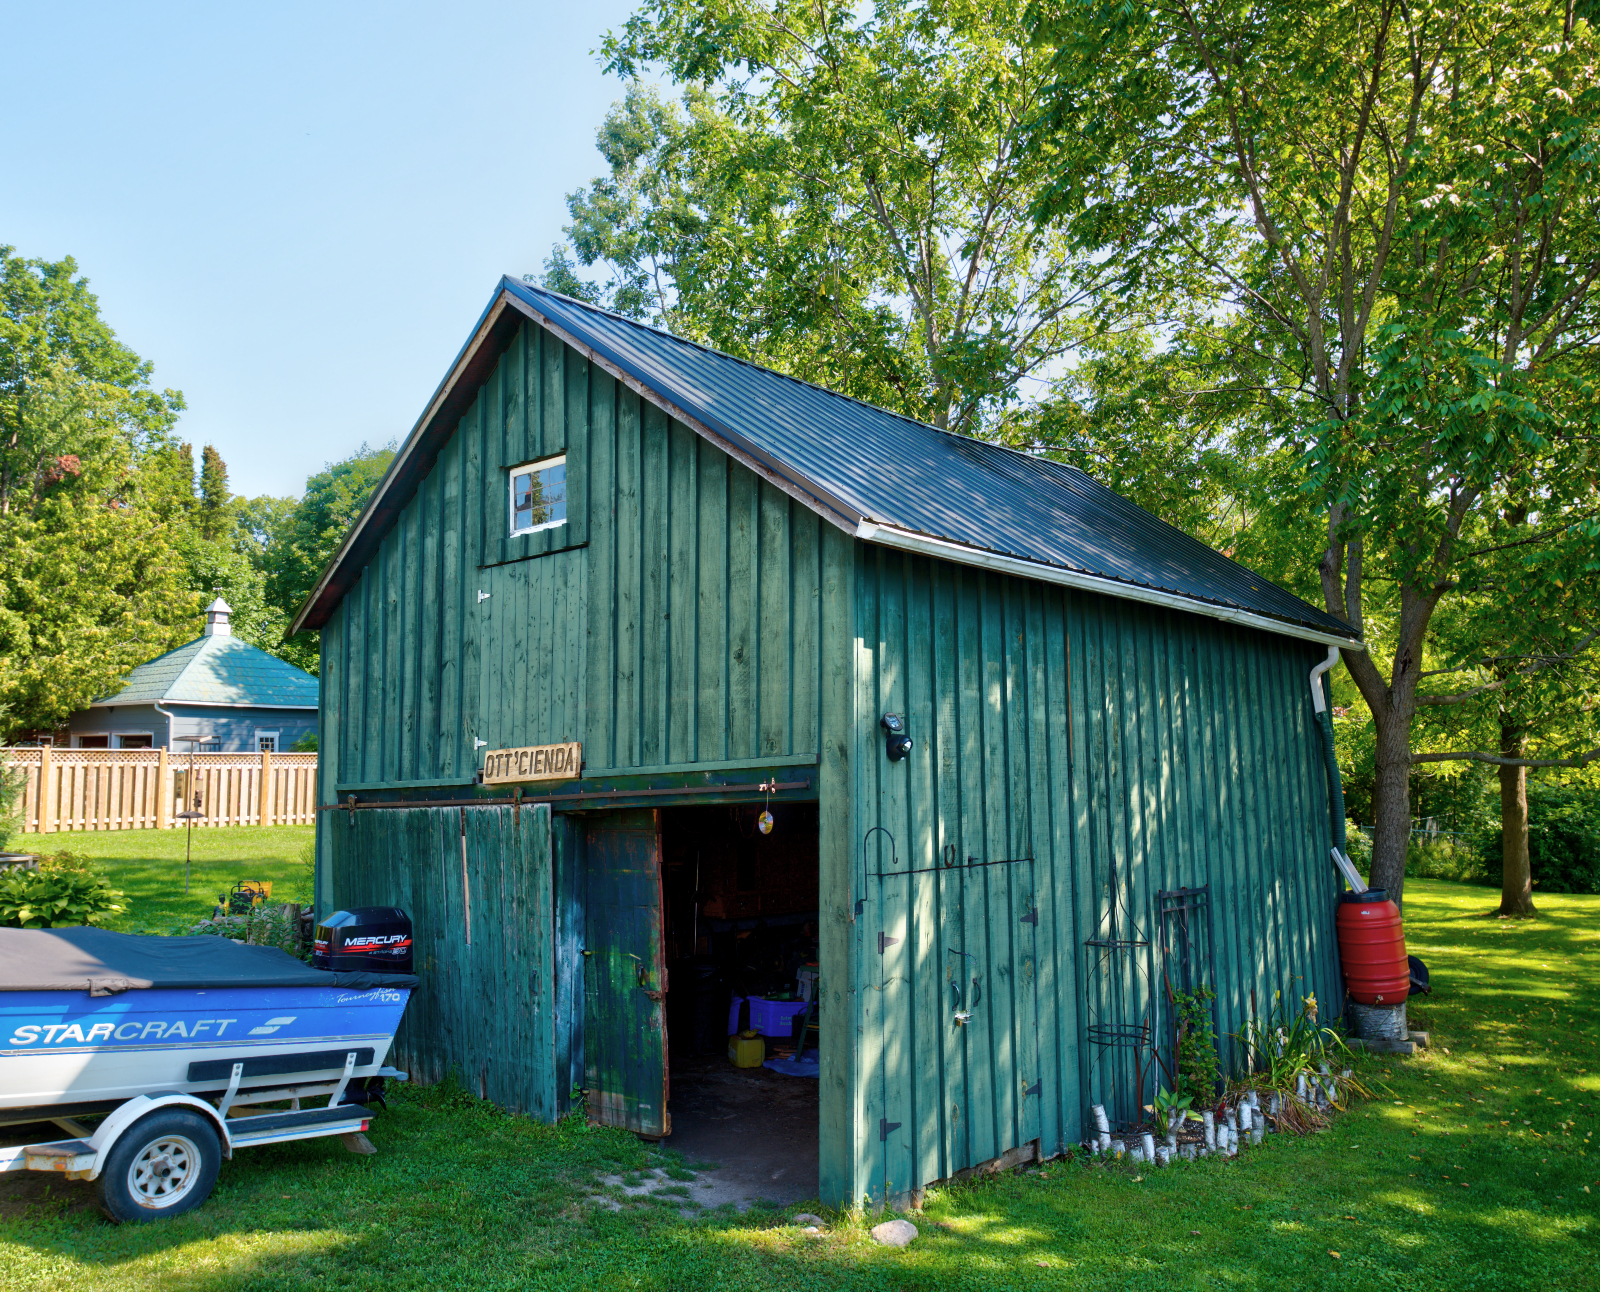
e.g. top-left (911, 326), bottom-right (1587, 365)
top-left (92, 635), bottom-right (319, 709)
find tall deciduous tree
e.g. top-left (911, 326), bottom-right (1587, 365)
top-left (0, 249), bottom-right (197, 734)
top-left (547, 0), bottom-right (1110, 436)
top-left (257, 443), bottom-right (395, 673)
top-left (1029, 0), bottom-right (1600, 901)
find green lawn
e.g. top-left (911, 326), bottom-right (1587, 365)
top-left (2, 867), bottom-right (1596, 1290)
top-left (31, 825), bottom-right (314, 932)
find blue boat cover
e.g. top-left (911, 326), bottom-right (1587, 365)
top-left (0, 928), bottom-right (419, 995)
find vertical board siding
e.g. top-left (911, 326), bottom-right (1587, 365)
top-left (582, 403), bottom-right (825, 774)
top-left (320, 319), bottom-right (824, 789)
top-left (850, 546), bottom-right (1340, 1204)
top-left (328, 803), bottom-right (557, 1119)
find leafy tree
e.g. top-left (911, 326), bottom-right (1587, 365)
top-left (0, 249), bottom-right (198, 735)
top-left (259, 443), bottom-right (395, 673)
top-left (548, 0), bottom-right (1113, 436)
top-left (1, 246), bottom-right (182, 516)
top-left (1029, 0), bottom-right (1600, 901)
top-left (1412, 579), bottom-right (1598, 914)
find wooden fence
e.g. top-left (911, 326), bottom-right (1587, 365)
top-left (1, 748), bottom-right (318, 833)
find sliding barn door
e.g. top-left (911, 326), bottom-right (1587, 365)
top-left (582, 808), bottom-right (669, 1136)
top-left (337, 803), bottom-right (556, 1119)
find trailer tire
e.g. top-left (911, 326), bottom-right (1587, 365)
top-left (96, 1109), bottom-right (222, 1224)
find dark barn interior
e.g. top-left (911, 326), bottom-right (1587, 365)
top-left (658, 804), bottom-right (820, 1201)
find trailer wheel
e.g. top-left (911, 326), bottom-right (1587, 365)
top-left (96, 1109), bottom-right (221, 1224)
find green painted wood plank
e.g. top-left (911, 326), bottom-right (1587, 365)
top-left (613, 392), bottom-right (642, 768)
top-left (816, 525), bottom-right (856, 1209)
top-left (666, 418), bottom-right (697, 764)
top-left (696, 441), bottom-right (728, 762)
top-left (901, 553), bottom-right (944, 1189)
top-left (565, 343), bottom-right (589, 547)
top-left (725, 462), bottom-right (756, 761)
top-left (757, 484), bottom-right (790, 758)
top-left (638, 402), bottom-right (668, 765)
top-left (792, 507), bottom-right (820, 757)
top-left (585, 370), bottom-right (616, 768)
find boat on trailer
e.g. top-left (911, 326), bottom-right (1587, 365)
top-left (0, 918), bottom-right (416, 1222)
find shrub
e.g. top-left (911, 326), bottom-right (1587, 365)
top-left (1404, 837), bottom-right (1492, 884)
top-left (1472, 783), bottom-right (1600, 894)
top-left (186, 903), bottom-right (308, 960)
top-left (1341, 824), bottom-right (1373, 872)
top-left (0, 755), bottom-right (26, 852)
top-left (1171, 986), bottom-right (1219, 1108)
top-left (0, 850), bottom-right (126, 928)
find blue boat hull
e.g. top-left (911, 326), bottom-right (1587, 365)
top-left (0, 984), bottom-right (410, 1109)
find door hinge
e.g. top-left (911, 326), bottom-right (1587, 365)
top-left (878, 932), bottom-right (900, 954)
top-left (1020, 909), bottom-right (1039, 926)
top-left (879, 1117), bottom-right (902, 1142)
top-left (478, 589), bottom-right (491, 602)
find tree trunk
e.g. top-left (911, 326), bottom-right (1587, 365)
top-left (1368, 704), bottom-right (1413, 904)
top-left (1498, 723), bottom-right (1535, 917)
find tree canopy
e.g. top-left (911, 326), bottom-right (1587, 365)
top-left (1026, 0), bottom-right (1600, 899)
top-left (545, 0), bottom-right (1111, 436)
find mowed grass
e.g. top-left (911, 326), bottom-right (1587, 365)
top-left (1, 865), bottom-right (1595, 1290)
top-left (31, 824), bottom-right (314, 931)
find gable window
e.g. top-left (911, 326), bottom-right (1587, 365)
top-left (509, 455), bottom-right (567, 537)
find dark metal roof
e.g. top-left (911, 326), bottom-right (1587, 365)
top-left (294, 277), bottom-right (1359, 645)
top-left (501, 280), bottom-right (1357, 642)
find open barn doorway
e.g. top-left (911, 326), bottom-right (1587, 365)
top-left (658, 803), bottom-right (821, 1205)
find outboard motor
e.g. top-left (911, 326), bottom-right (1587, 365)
top-left (313, 907), bottom-right (413, 974)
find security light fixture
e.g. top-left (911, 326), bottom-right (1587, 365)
top-left (881, 713), bottom-right (913, 762)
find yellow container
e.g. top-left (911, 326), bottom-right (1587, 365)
top-left (727, 1030), bottom-right (765, 1068)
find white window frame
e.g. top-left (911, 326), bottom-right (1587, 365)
top-left (255, 731), bottom-right (280, 753)
top-left (113, 733), bottom-right (155, 750)
top-left (508, 454), bottom-right (568, 537)
top-left (75, 733), bottom-right (110, 749)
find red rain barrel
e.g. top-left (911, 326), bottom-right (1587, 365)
top-left (1337, 891), bottom-right (1410, 1004)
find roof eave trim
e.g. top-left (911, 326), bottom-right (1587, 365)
top-left (856, 522), bottom-right (1365, 651)
top-left (87, 700), bottom-right (320, 711)
top-left (289, 291), bottom-right (518, 635)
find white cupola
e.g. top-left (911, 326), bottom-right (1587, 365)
top-left (203, 597), bottom-right (233, 637)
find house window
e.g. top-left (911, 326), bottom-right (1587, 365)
top-left (256, 732), bottom-right (280, 753)
top-left (115, 734), bottom-right (153, 750)
top-left (509, 455), bottom-right (567, 536)
top-left (76, 735), bottom-right (109, 749)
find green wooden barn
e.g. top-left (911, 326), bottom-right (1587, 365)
top-left (294, 277), bottom-right (1363, 1207)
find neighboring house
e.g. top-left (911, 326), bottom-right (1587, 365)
top-left (295, 277), bottom-right (1363, 1208)
top-left (66, 599), bottom-right (318, 752)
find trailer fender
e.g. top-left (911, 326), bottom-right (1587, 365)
top-left (86, 1094), bottom-right (233, 1179)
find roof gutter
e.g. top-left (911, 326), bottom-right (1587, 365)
top-left (854, 522), bottom-right (1365, 652)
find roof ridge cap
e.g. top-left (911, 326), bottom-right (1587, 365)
top-left (507, 278), bottom-right (1079, 468)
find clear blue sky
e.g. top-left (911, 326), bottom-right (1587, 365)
top-left (2, 0), bottom-right (640, 499)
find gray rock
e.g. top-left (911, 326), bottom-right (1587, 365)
top-left (791, 1213), bottom-right (827, 1227)
top-left (871, 1219), bottom-right (919, 1248)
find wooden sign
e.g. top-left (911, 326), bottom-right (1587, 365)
top-left (481, 741), bottom-right (582, 785)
